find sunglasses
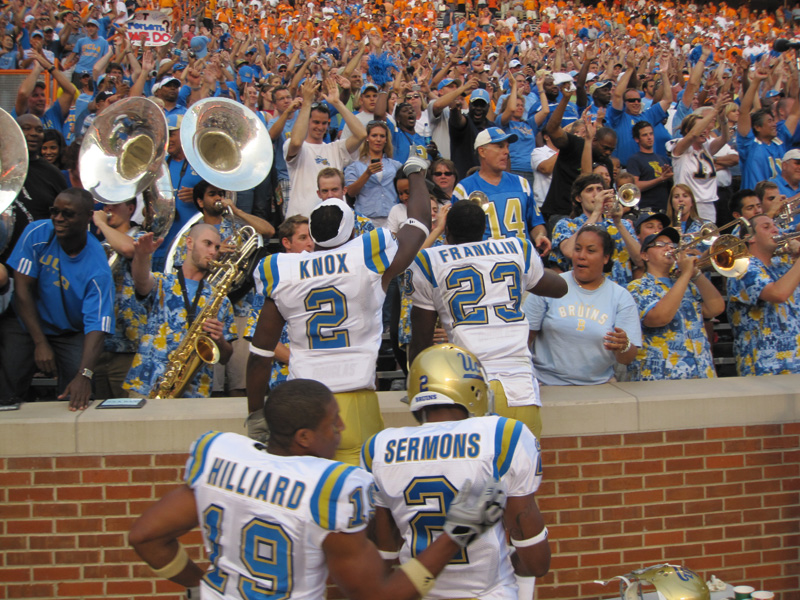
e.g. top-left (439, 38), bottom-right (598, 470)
top-left (310, 102), bottom-right (330, 113)
top-left (49, 207), bottom-right (78, 219)
top-left (408, 94), bottom-right (421, 99)
top-left (433, 171), bottom-right (454, 176)
top-left (625, 98), bottom-right (642, 103)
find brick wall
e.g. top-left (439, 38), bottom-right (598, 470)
top-left (1, 423), bottom-right (798, 600)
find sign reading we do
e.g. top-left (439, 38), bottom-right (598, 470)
top-left (126, 11), bottom-right (173, 47)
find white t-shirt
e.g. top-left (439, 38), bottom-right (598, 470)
top-left (283, 138), bottom-right (357, 217)
top-left (386, 202), bottom-right (407, 236)
top-left (427, 103), bottom-right (451, 160)
top-left (666, 138), bottom-right (719, 205)
top-left (530, 145), bottom-right (557, 208)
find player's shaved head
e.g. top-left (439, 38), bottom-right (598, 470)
top-left (446, 200), bottom-right (486, 244)
top-left (265, 379), bottom-right (336, 451)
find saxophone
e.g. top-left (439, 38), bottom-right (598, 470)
top-left (674, 205), bottom-right (684, 228)
top-left (149, 226), bottom-right (260, 399)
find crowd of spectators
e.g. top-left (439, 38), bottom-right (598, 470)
top-left (1, 0), bottom-right (800, 407)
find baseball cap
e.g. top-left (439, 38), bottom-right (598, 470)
top-left (153, 77), bottom-right (180, 92)
top-left (474, 127), bottom-right (518, 150)
top-left (589, 80), bottom-right (612, 94)
top-left (469, 89), bottom-right (490, 105)
top-left (783, 149), bottom-right (800, 162)
top-left (239, 65), bottom-right (254, 83)
top-left (509, 59), bottom-right (522, 68)
top-left (634, 212), bottom-right (671, 234)
top-left (94, 91), bottom-right (114, 103)
top-left (437, 78), bottom-right (456, 91)
top-left (31, 29), bottom-right (44, 38)
top-left (24, 14), bottom-right (35, 22)
top-left (361, 83), bottom-right (379, 94)
top-left (641, 227), bottom-right (681, 252)
top-left (167, 114), bottom-right (183, 131)
top-left (552, 72), bottom-right (574, 86)
top-left (86, 18), bottom-right (100, 26)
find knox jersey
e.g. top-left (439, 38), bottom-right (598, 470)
top-left (254, 229), bottom-right (397, 392)
top-left (186, 432), bottom-right (375, 600)
top-left (361, 416), bottom-right (542, 600)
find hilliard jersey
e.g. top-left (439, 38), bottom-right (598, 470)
top-left (361, 416), bottom-right (542, 600)
top-left (185, 432), bottom-right (375, 600)
top-left (452, 172), bottom-right (545, 240)
top-left (406, 237), bottom-right (544, 406)
top-left (254, 228), bottom-right (397, 392)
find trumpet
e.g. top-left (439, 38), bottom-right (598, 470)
top-left (773, 194), bottom-right (800, 230)
top-left (773, 230), bottom-right (800, 256)
top-left (605, 183), bottom-right (640, 218)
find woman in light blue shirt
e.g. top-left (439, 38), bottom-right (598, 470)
top-left (524, 225), bottom-right (642, 385)
top-left (344, 120), bottom-right (402, 229)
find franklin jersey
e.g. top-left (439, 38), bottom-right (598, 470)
top-left (362, 416), bottom-right (542, 600)
top-left (254, 229), bottom-right (397, 392)
top-left (406, 237), bottom-right (544, 406)
top-left (185, 432), bottom-right (375, 600)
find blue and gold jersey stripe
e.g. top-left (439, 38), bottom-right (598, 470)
top-left (185, 431), bottom-right (223, 486)
top-left (258, 254), bottom-right (281, 297)
top-left (361, 435), bottom-right (377, 473)
top-left (311, 462), bottom-right (356, 530)
top-left (413, 251), bottom-right (436, 287)
top-left (520, 238), bottom-right (532, 274)
top-left (363, 229), bottom-right (391, 275)
top-left (493, 418), bottom-right (523, 480)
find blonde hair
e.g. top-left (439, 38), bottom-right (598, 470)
top-left (358, 120), bottom-right (393, 160)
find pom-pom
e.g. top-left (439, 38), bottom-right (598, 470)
top-left (368, 52), bottom-right (398, 87)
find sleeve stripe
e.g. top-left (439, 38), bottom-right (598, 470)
top-left (311, 463), bottom-right (356, 530)
top-left (413, 252), bottom-right (436, 287)
top-left (493, 418), bottom-right (523, 480)
top-left (261, 254), bottom-right (280, 297)
top-left (363, 229), bottom-right (390, 275)
top-left (185, 431), bottom-right (223, 486)
top-left (521, 238), bottom-right (532, 274)
top-left (362, 435), bottom-right (377, 473)
top-left (17, 258), bottom-right (32, 275)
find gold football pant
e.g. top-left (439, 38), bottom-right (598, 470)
top-left (333, 389), bottom-right (385, 466)
top-left (490, 380), bottom-right (542, 440)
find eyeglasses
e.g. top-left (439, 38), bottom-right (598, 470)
top-left (409, 94), bottom-right (420, 99)
top-left (433, 171), bottom-right (454, 177)
top-left (652, 241), bottom-right (677, 250)
top-left (49, 207), bottom-right (78, 219)
top-left (625, 98), bottom-right (642, 103)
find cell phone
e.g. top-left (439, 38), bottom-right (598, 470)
top-left (371, 158), bottom-right (380, 164)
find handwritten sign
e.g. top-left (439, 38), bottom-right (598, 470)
top-left (126, 11), bottom-right (173, 47)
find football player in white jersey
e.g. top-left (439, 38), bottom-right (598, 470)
top-left (361, 345), bottom-right (551, 600)
top-left (247, 159), bottom-right (432, 465)
top-left (406, 200), bottom-right (567, 438)
top-left (130, 378), bottom-right (506, 600)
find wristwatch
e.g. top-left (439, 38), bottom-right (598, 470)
top-left (81, 368), bottom-right (94, 380)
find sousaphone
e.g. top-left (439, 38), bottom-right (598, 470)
top-left (0, 108), bottom-right (30, 255)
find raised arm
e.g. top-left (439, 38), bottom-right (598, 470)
top-left (611, 51), bottom-right (637, 112)
top-left (130, 232), bottom-right (160, 298)
top-left (285, 78), bottom-right (319, 161)
top-left (738, 60), bottom-right (770, 138)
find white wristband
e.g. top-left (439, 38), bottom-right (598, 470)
top-left (249, 343), bottom-right (275, 358)
top-left (402, 218), bottom-right (430, 238)
top-left (378, 549), bottom-right (400, 560)
top-left (511, 526), bottom-right (548, 548)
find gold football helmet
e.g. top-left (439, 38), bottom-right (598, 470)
top-left (596, 564), bottom-right (710, 600)
top-left (407, 344), bottom-right (493, 417)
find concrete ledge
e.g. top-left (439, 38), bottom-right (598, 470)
top-left (1, 376), bottom-right (799, 456)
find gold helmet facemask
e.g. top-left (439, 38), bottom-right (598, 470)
top-left (407, 344), bottom-right (493, 418)
top-left (595, 564), bottom-right (710, 600)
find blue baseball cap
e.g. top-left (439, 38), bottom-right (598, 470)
top-left (437, 78), bottom-right (456, 91)
top-left (166, 114), bottom-right (183, 131)
top-left (239, 65), bottom-right (254, 83)
top-left (469, 88), bottom-right (490, 104)
top-left (474, 126), bottom-right (518, 149)
top-left (361, 82), bottom-right (379, 94)
top-left (86, 18), bottom-right (99, 27)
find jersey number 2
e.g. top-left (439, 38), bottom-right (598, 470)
top-left (305, 286), bottom-right (350, 349)
top-left (404, 476), bottom-right (469, 564)
top-left (203, 505), bottom-right (294, 600)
